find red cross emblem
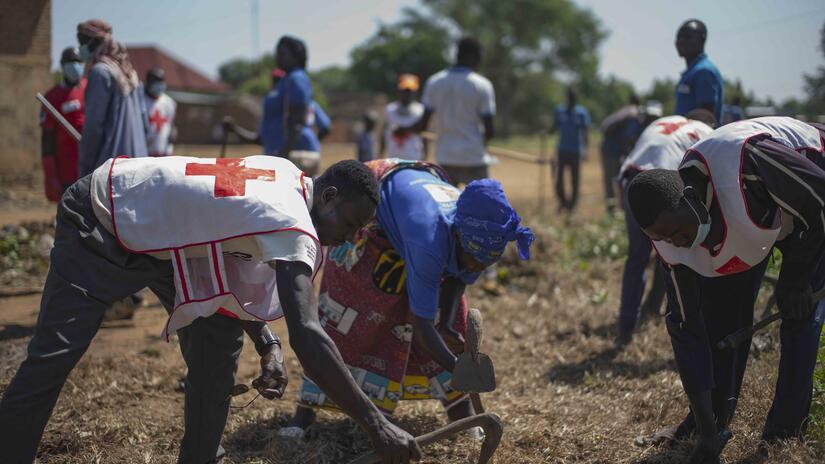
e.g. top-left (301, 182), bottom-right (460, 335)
top-left (656, 121), bottom-right (689, 135)
top-left (185, 159), bottom-right (276, 197)
top-left (149, 109), bottom-right (168, 132)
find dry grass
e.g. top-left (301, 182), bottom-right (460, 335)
top-left (0, 143), bottom-right (822, 463)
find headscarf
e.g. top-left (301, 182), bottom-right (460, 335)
top-left (454, 179), bottom-right (535, 264)
top-left (77, 19), bottom-right (139, 95)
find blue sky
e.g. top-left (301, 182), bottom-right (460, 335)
top-left (53, 0), bottom-right (825, 102)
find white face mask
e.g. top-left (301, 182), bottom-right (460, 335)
top-left (683, 188), bottom-right (711, 249)
top-left (62, 62), bottom-right (84, 83)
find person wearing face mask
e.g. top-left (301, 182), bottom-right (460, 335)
top-left (280, 158), bottom-right (533, 440)
top-left (141, 68), bottom-right (177, 157)
top-left (627, 117), bottom-right (825, 463)
top-left (613, 108), bottom-right (716, 346)
top-left (76, 19), bottom-right (148, 177)
top-left (39, 47), bottom-right (87, 202)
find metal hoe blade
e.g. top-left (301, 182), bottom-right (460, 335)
top-left (346, 412), bottom-right (504, 464)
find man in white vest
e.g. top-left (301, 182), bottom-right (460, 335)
top-left (615, 109), bottom-right (715, 345)
top-left (627, 117), bottom-right (825, 462)
top-left (0, 157), bottom-right (422, 464)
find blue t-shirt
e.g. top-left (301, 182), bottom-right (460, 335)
top-left (312, 101), bottom-right (331, 133)
top-left (554, 104), bottom-right (591, 154)
top-left (377, 168), bottom-right (480, 319)
top-left (675, 53), bottom-right (724, 123)
top-left (721, 104), bottom-right (744, 126)
top-left (259, 69), bottom-right (320, 155)
top-left (601, 116), bottom-right (642, 158)
top-left (356, 131), bottom-right (375, 162)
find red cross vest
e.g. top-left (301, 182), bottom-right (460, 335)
top-left (105, 155), bottom-right (320, 339)
top-left (653, 117), bottom-right (824, 277)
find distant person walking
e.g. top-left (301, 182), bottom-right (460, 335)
top-left (674, 19), bottom-right (724, 123)
top-left (141, 68), bottom-right (177, 157)
top-left (356, 112), bottom-right (377, 162)
top-left (551, 88), bottom-right (590, 213)
top-left (76, 19), bottom-right (148, 177)
top-left (598, 94), bottom-right (643, 213)
top-left (380, 74), bottom-right (426, 160)
top-left (224, 36), bottom-right (321, 174)
top-left (399, 37), bottom-right (496, 186)
top-left (40, 47), bottom-right (86, 201)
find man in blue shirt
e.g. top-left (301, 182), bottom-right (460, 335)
top-left (674, 19), bottom-right (724, 123)
top-left (282, 159), bottom-right (534, 439)
top-left (551, 88), bottom-right (591, 213)
top-left (599, 94), bottom-right (643, 213)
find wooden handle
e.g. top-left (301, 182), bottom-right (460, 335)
top-left (466, 308), bottom-right (483, 360)
top-left (347, 413), bottom-right (503, 464)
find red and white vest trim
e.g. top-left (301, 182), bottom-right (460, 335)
top-left (105, 155), bottom-right (321, 339)
top-left (654, 117), bottom-right (823, 277)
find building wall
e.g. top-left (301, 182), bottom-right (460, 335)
top-left (0, 0), bottom-right (52, 174)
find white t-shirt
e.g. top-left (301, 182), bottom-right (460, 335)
top-left (90, 159), bottom-right (317, 269)
top-left (384, 101), bottom-right (425, 159)
top-left (142, 93), bottom-right (177, 156)
top-left (422, 67), bottom-right (496, 167)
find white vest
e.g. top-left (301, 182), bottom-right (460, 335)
top-left (106, 155), bottom-right (321, 338)
top-left (620, 115), bottom-right (713, 175)
top-left (384, 101), bottom-right (425, 159)
top-left (654, 117), bottom-right (823, 277)
top-left (142, 93), bottom-right (176, 156)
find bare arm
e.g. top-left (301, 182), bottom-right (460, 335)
top-left (223, 118), bottom-right (261, 145)
top-left (482, 114), bottom-right (495, 144)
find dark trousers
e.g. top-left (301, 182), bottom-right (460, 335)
top-left (0, 176), bottom-right (244, 463)
top-left (618, 177), bottom-right (665, 332)
top-left (600, 150), bottom-right (622, 203)
top-left (555, 150), bottom-right (580, 211)
top-left (670, 257), bottom-right (825, 439)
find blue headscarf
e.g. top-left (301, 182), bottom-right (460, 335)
top-left (454, 179), bottom-right (535, 264)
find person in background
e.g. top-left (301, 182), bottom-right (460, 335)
top-left (399, 37), bottom-right (495, 187)
top-left (141, 68), bottom-right (177, 157)
top-left (380, 74), bottom-right (426, 160)
top-left (674, 19), bottom-right (724, 123)
top-left (551, 87), bottom-right (590, 213)
top-left (76, 19), bottom-right (148, 177)
top-left (224, 36), bottom-right (321, 174)
top-left (310, 100), bottom-right (332, 141)
top-left (40, 47), bottom-right (86, 202)
top-left (721, 96), bottom-right (745, 126)
top-left (356, 112), bottom-right (377, 162)
top-left (598, 94), bottom-right (642, 213)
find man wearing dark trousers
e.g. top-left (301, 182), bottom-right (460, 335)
top-left (0, 157), bottom-right (421, 464)
top-left (628, 117), bottom-right (825, 463)
top-left (551, 88), bottom-right (590, 213)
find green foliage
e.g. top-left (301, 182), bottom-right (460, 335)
top-left (218, 54), bottom-right (276, 94)
top-left (349, 8), bottom-right (451, 96)
top-left (562, 214), bottom-right (628, 264)
top-left (811, 328), bottom-right (825, 442)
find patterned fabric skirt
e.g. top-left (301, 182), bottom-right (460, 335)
top-left (298, 225), bottom-right (468, 415)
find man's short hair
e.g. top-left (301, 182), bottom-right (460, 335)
top-left (457, 37), bottom-right (482, 63)
top-left (146, 67), bottom-right (165, 82)
top-left (679, 19), bottom-right (707, 42)
top-left (627, 169), bottom-right (684, 229)
top-left (317, 160), bottom-right (380, 205)
top-left (686, 108), bottom-right (716, 128)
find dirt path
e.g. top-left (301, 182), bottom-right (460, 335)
top-left (0, 144), bottom-right (819, 463)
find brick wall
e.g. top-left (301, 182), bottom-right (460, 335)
top-left (0, 0), bottom-right (52, 173)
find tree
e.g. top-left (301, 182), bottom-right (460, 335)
top-left (422, 0), bottom-right (607, 136)
top-left (802, 21), bottom-right (825, 116)
top-left (349, 8), bottom-right (451, 95)
top-left (218, 55), bottom-right (275, 92)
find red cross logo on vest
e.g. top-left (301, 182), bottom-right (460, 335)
top-left (149, 109), bottom-right (168, 132)
top-left (656, 120), bottom-right (689, 135)
top-left (185, 159), bottom-right (276, 198)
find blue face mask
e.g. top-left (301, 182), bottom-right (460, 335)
top-left (148, 82), bottom-right (166, 97)
top-left (62, 62), bottom-right (84, 83)
top-left (79, 43), bottom-right (94, 62)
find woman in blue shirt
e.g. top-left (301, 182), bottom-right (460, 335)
top-left (225, 36), bottom-right (320, 170)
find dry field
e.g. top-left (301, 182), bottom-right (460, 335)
top-left (0, 142), bottom-right (822, 463)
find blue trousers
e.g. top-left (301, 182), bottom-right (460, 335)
top-left (618, 174), bottom-right (665, 332)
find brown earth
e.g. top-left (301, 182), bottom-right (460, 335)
top-left (0, 143), bottom-right (820, 463)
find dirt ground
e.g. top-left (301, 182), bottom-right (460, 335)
top-left (0, 143), bottom-right (821, 463)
